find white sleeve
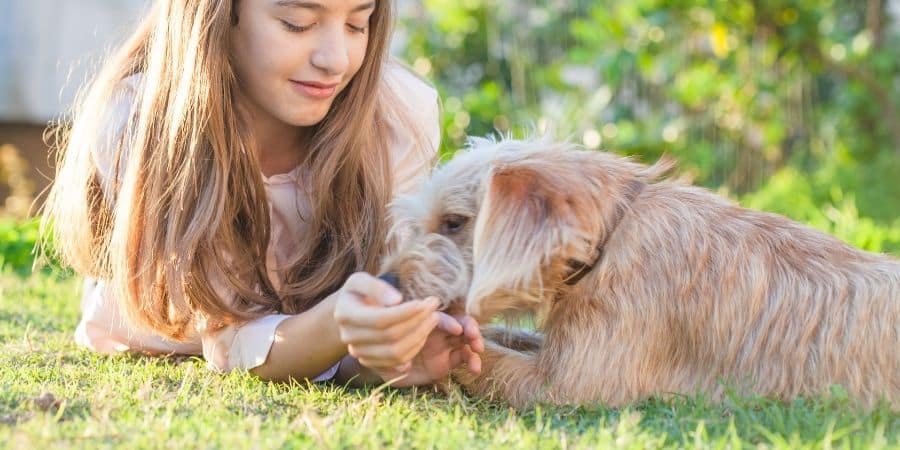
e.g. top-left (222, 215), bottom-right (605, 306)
top-left (76, 278), bottom-right (203, 356)
top-left (383, 64), bottom-right (441, 196)
top-left (198, 266), bottom-right (339, 379)
top-left (78, 278), bottom-right (339, 380)
top-left (201, 317), bottom-right (338, 381)
top-left (91, 74), bottom-right (142, 202)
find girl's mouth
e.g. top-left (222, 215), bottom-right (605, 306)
top-left (290, 80), bottom-right (338, 99)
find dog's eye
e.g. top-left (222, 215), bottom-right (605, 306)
top-left (440, 214), bottom-right (469, 235)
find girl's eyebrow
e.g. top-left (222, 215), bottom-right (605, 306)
top-left (274, 0), bottom-right (376, 12)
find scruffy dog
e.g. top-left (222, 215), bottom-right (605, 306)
top-left (379, 136), bottom-right (899, 409)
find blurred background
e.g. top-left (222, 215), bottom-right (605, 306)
top-left (1, 0), bottom-right (898, 274)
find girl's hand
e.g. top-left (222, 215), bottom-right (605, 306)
top-left (333, 272), bottom-right (443, 372)
top-left (374, 312), bottom-right (484, 387)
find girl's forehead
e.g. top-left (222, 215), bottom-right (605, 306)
top-left (269, 0), bottom-right (376, 13)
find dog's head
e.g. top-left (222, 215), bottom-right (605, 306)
top-left (380, 136), bottom-right (662, 321)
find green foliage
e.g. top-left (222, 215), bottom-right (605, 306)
top-left (400, 0), bottom-right (900, 222)
top-left (742, 167), bottom-right (900, 254)
top-left (0, 218), bottom-right (40, 276)
top-left (0, 218), bottom-right (64, 278)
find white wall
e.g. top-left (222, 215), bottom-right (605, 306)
top-left (0, 0), bottom-right (150, 123)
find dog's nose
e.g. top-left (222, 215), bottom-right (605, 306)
top-left (377, 272), bottom-right (401, 290)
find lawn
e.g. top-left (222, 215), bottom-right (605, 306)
top-left (1, 270), bottom-right (897, 449)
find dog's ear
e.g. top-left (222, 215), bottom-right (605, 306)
top-left (468, 162), bottom-right (585, 314)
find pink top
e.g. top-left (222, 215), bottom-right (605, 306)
top-left (75, 64), bottom-right (440, 379)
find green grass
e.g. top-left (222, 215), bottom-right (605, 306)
top-left (1, 271), bottom-right (898, 449)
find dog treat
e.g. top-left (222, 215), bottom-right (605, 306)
top-left (377, 272), bottom-right (401, 290)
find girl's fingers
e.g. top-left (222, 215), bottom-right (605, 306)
top-left (337, 295), bottom-right (440, 329)
top-left (355, 352), bottom-right (409, 371)
top-left (343, 272), bottom-right (403, 306)
top-left (351, 313), bottom-right (438, 366)
top-left (458, 316), bottom-right (484, 353)
top-left (391, 313), bottom-right (441, 361)
top-left (444, 335), bottom-right (467, 348)
top-left (339, 304), bottom-right (435, 345)
top-left (448, 347), bottom-right (467, 368)
top-left (467, 350), bottom-right (482, 374)
top-left (368, 363), bottom-right (411, 379)
top-left (448, 346), bottom-right (481, 374)
top-left (435, 311), bottom-right (463, 336)
top-left (356, 355), bottom-right (395, 371)
top-left (439, 315), bottom-right (484, 352)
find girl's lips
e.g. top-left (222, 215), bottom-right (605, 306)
top-left (290, 80), bottom-right (338, 99)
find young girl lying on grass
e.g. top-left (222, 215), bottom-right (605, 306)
top-left (41, 0), bottom-right (483, 385)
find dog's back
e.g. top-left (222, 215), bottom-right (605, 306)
top-left (597, 178), bottom-right (900, 407)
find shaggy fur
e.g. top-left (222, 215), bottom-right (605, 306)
top-left (380, 136), bottom-right (900, 409)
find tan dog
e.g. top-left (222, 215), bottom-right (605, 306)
top-left (380, 136), bottom-right (899, 409)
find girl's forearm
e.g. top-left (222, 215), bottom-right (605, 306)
top-left (250, 293), bottom-right (347, 382)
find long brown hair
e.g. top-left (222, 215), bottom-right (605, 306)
top-left (41, 0), bottom-right (431, 340)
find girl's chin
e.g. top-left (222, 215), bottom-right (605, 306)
top-left (281, 107), bottom-right (331, 127)
top-left (287, 118), bottom-right (326, 127)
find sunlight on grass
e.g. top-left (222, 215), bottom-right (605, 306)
top-left (1, 271), bottom-right (897, 449)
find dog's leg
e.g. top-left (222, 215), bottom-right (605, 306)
top-left (453, 338), bottom-right (552, 409)
top-left (481, 325), bottom-right (543, 353)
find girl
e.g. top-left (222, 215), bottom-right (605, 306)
top-left (41, 0), bottom-right (483, 385)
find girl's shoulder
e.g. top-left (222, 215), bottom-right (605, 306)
top-left (98, 72), bottom-right (145, 137)
top-left (118, 72), bottom-right (144, 93)
top-left (382, 61), bottom-right (439, 114)
top-left (106, 72), bottom-right (144, 116)
top-left (92, 73), bottom-right (144, 191)
top-left (380, 62), bottom-right (442, 193)
top-left (383, 61), bottom-right (436, 90)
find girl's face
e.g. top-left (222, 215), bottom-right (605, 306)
top-left (230, 0), bottom-right (374, 128)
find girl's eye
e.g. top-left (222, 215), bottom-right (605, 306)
top-left (347, 24), bottom-right (368, 34)
top-left (280, 20), bottom-right (313, 33)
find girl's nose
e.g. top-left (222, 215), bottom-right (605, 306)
top-left (310, 28), bottom-right (350, 76)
